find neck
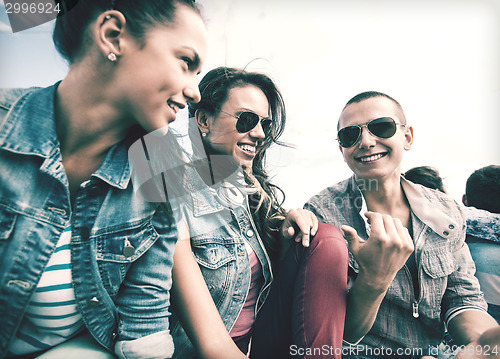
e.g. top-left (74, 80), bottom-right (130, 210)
top-left (55, 64), bottom-right (132, 158)
top-left (356, 172), bottom-right (408, 215)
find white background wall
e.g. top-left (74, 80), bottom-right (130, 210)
top-left (1, 0), bottom-right (499, 207)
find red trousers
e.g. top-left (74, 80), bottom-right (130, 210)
top-left (250, 222), bottom-right (348, 359)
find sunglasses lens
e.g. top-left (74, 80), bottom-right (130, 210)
top-left (261, 119), bottom-right (273, 135)
top-left (368, 117), bottom-right (397, 138)
top-left (236, 112), bottom-right (260, 133)
top-left (338, 126), bottom-right (361, 148)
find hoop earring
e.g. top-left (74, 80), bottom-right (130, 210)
top-left (201, 132), bottom-right (207, 137)
top-left (107, 53), bottom-right (117, 62)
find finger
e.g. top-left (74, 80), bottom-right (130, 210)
top-left (364, 211), bottom-right (384, 237)
top-left (393, 219), bottom-right (414, 253)
top-left (310, 212), bottom-right (319, 236)
top-left (291, 211), bottom-right (315, 247)
top-left (341, 225), bottom-right (361, 255)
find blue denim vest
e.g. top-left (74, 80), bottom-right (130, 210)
top-left (0, 85), bottom-right (177, 358)
top-left (170, 164), bottom-right (273, 358)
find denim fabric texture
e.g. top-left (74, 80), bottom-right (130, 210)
top-left (304, 176), bottom-right (487, 352)
top-left (0, 86), bottom-right (177, 358)
top-left (170, 164), bottom-right (273, 358)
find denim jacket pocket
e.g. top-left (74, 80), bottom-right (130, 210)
top-left (421, 247), bottom-right (457, 318)
top-left (96, 220), bottom-right (159, 296)
top-left (192, 241), bottom-right (236, 270)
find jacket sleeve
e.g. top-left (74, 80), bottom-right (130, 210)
top-left (113, 205), bottom-right (177, 359)
top-left (441, 207), bottom-right (488, 324)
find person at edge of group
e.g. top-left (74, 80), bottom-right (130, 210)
top-left (404, 166), bottom-right (447, 194)
top-left (403, 165), bottom-right (500, 358)
top-left (461, 166), bottom-right (500, 324)
top-left (167, 67), bottom-right (348, 359)
top-left (304, 91), bottom-right (499, 359)
top-left (0, 0), bottom-right (208, 358)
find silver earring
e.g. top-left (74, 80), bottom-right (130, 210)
top-left (107, 53), bottom-right (117, 62)
top-left (202, 132), bottom-right (207, 137)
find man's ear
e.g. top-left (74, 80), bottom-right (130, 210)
top-left (462, 194), bottom-right (469, 206)
top-left (195, 109), bottom-right (210, 134)
top-left (94, 10), bottom-right (127, 61)
top-left (404, 125), bottom-right (414, 151)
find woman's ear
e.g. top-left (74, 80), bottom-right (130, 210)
top-left (94, 10), bottom-right (127, 62)
top-left (195, 109), bottom-right (211, 135)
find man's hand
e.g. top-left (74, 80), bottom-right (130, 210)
top-left (342, 211), bottom-right (414, 291)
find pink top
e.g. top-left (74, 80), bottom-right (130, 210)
top-left (230, 248), bottom-right (263, 338)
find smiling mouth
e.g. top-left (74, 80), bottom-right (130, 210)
top-left (238, 144), bottom-right (256, 154)
top-left (356, 153), bottom-right (387, 163)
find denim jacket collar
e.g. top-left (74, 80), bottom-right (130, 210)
top-left (400, 177), bottom-right (459, 239)
top-left (185, 164), bottom-right (226, 217)
top-left (351, 175), bottom-right (459, 239)
top-left (184, 160), bottom-right (255, 217)
top-left (0, 83), bottom-right (131, 190)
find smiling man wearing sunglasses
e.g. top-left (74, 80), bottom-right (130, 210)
top-left (305, 91), bottom-right (498, 358)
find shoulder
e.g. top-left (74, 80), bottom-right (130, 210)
top-left (403, 179), bottom-right (466, 242)
top-left (304, 177), bottom-right (354, 222)
top-left (0, 87), bottom-right (41, 127)
top-left (412, 181), bottom-right (463, 215)
top-left (0, 87), bottom-right (40, 112)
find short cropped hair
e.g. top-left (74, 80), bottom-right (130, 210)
top-left (465, 165), bottom-right (500, 214)
top-left (404, 166), bottom-right (446, 193)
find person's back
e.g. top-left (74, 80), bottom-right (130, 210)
top-left (462, 165), bottom-right (500, 323)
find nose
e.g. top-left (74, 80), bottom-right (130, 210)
top-left (184, 76), bottom-right (201, 104)
top-left (248, 120), bottom-right (266, 140)
top-left (358, 126), bottom-right (376, 148)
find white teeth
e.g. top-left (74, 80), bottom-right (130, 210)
top-left (239, 144), bottom-right (256, 153)
top-left (359, 153), bottom-right (384, 162)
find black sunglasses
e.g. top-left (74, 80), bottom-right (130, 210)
top-left (220, 110), bottom-right (272, 135)
top-left (337, 117), bottom-right (406, 148)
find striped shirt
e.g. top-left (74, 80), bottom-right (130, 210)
top-left (8, 226), bottom-right (84, 356)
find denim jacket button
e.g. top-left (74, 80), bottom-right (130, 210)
top-left (246, 230), bottom-right (254, 237)
top-left (89, 296), bottom-right (100, 306)
top-left (443, 230), bottom-right (449, 236)
top-left (123, 238), bottom-right (136, 258)
top-left (448, 224), bottom-right (455, 229)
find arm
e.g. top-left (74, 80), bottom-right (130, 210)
top-left (447, 310), bottom-right (499, 346)
top-left (455, 326), bottom-right (500, 359)
top-left (171, 221), bottom-right (246, 359)
top-left (342, 212), bottom-right (414, 343)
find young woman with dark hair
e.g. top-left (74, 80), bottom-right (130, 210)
top-left (0, 0), bottom-right (207, 357)
top-left (169, 67), bottom-right (348, 359)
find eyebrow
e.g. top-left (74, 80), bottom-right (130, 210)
top-left (182, 46), bottom-right (202, 73)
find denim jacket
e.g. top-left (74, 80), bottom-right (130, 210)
top-left (170, 164), bottom-right (273, 358)
top-left (0, 85), bottom-right (177, 358)
top-left (305, 176), bottom-right (487, 351)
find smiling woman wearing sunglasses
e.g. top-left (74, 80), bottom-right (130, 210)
top-left (305, 91), bottom-right (498, 358)
top-left (168, 67), bottom-right (348, 358)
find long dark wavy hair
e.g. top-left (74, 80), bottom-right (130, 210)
top-left (188, 67), bottom-right (288, 265)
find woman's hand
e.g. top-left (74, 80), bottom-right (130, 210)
top-left (280, 208), bottom-right (319, 247)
